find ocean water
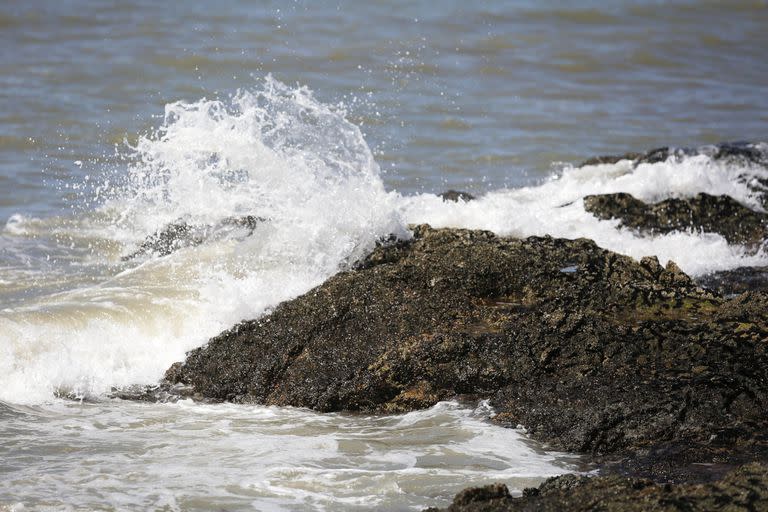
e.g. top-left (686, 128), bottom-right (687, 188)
top-left (1, 1), bottom-right (767, 510)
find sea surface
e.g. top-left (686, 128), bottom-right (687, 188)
top-left (1, 1), bottom-right (767, 510)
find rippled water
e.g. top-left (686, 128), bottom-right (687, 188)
top-left (2, 1), bottom-right (767, 218)
top-left (0, 400), bottom-right (580, 511)
top-left (1, 1), bottom-right (767, 510)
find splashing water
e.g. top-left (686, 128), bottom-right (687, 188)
top-left (399, 153), bottom-right (768, 276)
top-left (1, 77), bottom-right (768, 512)
top-left (0, 77), bottom-right (406, 403)
top-left (0, 78), bottom-right (766, 404)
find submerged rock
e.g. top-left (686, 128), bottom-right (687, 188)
top-left (166, 225), bottom-right (768, 471)
top-left (439, 190), bottom-right (476, 202)
top-left (579, 152), bottom-right (643, 167)
top-left (426, 463), bottom-right (768, 512)
top-left (577, 142), bottom-right (768, 209)
top-left (578, 141), bottom-right (768, 169)
top-left (696, 266), bottom-right (768, 296)
top-left (107, 382), bottom-right (199, 403)
top-left (122, 215), bottom-right (263, 260)
top-left (122, 220), bottom-right (201, 259)
top-left (583, 192), bottom-right (768, 247)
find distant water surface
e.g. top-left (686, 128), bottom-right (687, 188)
top-left (1, 1), bottom-right (767, 219)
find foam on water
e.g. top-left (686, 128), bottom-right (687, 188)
top-left (0, 77), bottom-right (406, 404)
top-left (0, 79), bottom-right (767, 405)
top-left (400, 155), bottom-right (768, 276)
top-left (0, 399), bottom-right (580, 511)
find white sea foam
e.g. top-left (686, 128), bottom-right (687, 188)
top-left (399, 156), bottom-right (768, 276)
top-left (0, 79), bottom-right (766, 404)
top-left (0, 78), bottom-right (406, 404)
top-left (0, 399), bottom-right (579, 511)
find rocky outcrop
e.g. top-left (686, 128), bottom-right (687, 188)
top-left (583, 192), bottom-right (767, 247)
top-left (96, 139), bottom-right (768, 511)
top-left (165, 225), bottom-right (768, 476)
top-left (426, 463), bottom-right (768, 512)
top-left (122, 215), bottom-right (263, 259)
top-left (144, 141), bottom-right (768, 511)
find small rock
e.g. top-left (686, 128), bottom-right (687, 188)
top-left (439, 190), bottom-right (476, 202)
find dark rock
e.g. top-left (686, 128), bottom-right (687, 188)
top-left (578, 141), bottom-right (768, 169)
top-left (108, 383), bottom-right (183, 402)
top-left (453, 483), bottom-right (512, 507)
top-left (597, 437), bottom-right (768, 485)
top-left (166, 225), bottom-right (768, 470)
top-left (122, 215), bottom-right (263, 260)
top-left (577, 142), bottom-right (768, 209)
top-left (142, 143), bottom-right (768, 511)
top-left (427, 463), bottom-right (768, 511)
top-left (124, 220), bottom-right (201, 259)
top-left (579, 153), bottom-right (642, 167)
top-left (583, 192), bottom-right (768, 247)
top-left (440, 190), bottom-right (476, 202)
top-left (696, 266), bottom-right (768, 296)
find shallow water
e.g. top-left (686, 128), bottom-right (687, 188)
top-left (1, 1), bottom-right (767, 510)
top-left (0, 400), bottom-right (580, 511)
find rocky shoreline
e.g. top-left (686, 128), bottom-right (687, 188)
top-left (123, 143), bottom-right (768, 510)
top-left (427, 463), bottom-right (768, 511)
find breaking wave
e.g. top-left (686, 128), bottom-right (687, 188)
top-left (1, 78), bottom-right (766, 403)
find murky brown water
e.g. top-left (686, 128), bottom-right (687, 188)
top-left (1, 1), bottom-right (767, 510)
top-left (1, 1), bottom-right (766, 219)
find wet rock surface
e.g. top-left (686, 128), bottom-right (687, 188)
top-left (696, 266), bottom-right (768, 296)
top-left (151, 142), bottom-right (768, 511)
top-left (439, 190), bottom-right (476, 202)
top-left (583, 192), bottom-right (768, 247)
top-left (578, 141), bottom-right (768, 209)
top-left (578, 141), bottom-right (768, 169)
top-left (122, 215), bottom-right (263, 259)
top-left (166, 226), bottom-right (768, 480)
top-left (426, 463), bottom-right (768, 511)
